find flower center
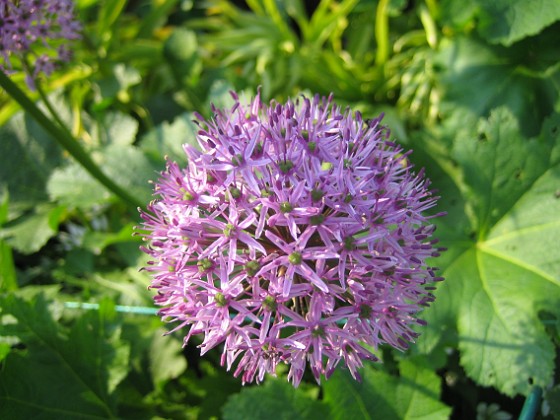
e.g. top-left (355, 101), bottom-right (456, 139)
top-left (288, 251), bottom-right (302, 265)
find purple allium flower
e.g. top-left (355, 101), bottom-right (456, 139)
top-left (140, 92), bottom-right (445, 386)
top-left (0, 0), bottom-right (81, 89)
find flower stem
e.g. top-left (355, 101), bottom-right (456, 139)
top-left (0, 70), bottom-right (143, 210)
top-left (33, 79), bottom-right (71, 134)
top-left (419, 4), bottom-right (438, 49)
top-left (375, 0), bottom-right (390, 66)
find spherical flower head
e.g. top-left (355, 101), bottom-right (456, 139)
top-left (139, 91), bottom-right (445, 386)
top-left (0, 0), bottom-right (82, 89)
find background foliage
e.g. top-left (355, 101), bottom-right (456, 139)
top-left (1, 0), bottom-right (559, 418)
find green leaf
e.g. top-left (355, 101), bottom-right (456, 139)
top-left (436, 36), bottom-right (559, 137)
top-left (0, 187), bottom-right (9, 226)
top-left (175, 359), bottom-right (242, 419)
top-left (0, 112), bottom-right (63, 205)
top-left (438, 0), bottom-right (478, 30)
top-left (95, 112), bottom-right (139, 147)
top-left (421, 109), bottom-right (560, 396)
top-left (149, 329), bottom-right (187, 390)
top-left (222, 378), bottom-right (328, 420)
top-left (95, 65), bottom-right (141, 110)
top-left (100, 144), bottom-right (156, 205)
top-left (48, 144), bottom-right (156, 208)
top-left (323, 360), bottom-right (451, 420)
top-left (0, 342), bottom-right (10, 363)
top-left (475, 0), bottom-right (560, 46)
top-left (0, 204), bottom-right (66, 254)
top-left (137, 0), bottom-right (180, 38)
top-left (545, 384), bottom-right (560, 419)
top-left (0, 293), bottom-right (130, 418)
top-left (453, 109), bottom-right (557, 238)
top-left (47, 163), bottom-right (110, 207)
top-left (163, 28), bottom-right (201, 84)
top-left (0, 189), bottom-right (17, 291)
top-left (96, 0), bottom-right (127, 45)
top-left (81, 223), bottom-right (138, 255)
top-left (0, 240), bottom-right (17, 291)
top-left (140, 112), bottom-right (198, 163)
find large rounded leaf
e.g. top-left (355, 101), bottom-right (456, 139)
top-left (421, 109), bottom-right (560, 396)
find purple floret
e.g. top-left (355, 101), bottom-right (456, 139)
top-left (0, 0), bottom-right (81, 88)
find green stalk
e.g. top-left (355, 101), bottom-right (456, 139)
top-left (0, 70), bottom-right (143, 210)
top-left (419, 4), bottom-right (438, 49)
top-left (375, 0), bottom-right (390, 66)
top-left (34, 78), bottom-right (71, 133)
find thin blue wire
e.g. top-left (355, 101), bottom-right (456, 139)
top-left (518, 387), bottom-right (543, 420)
top-left (65, 301), bottom-right (158, 315)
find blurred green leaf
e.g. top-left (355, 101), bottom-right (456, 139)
top-left (149, 329), bottom-right (187, 390)
top-left (0, 204), bottom-right (66, 254)
top-left (0, 189), bottom-right (17, 291)
top-left (95, 112), bottom-right (139, 146)
top-left (48, 144), bottom-right (156, 208)
top-left (81, 223), bottom-right (138, 255)
top-left (0, 342), bottom-right (10, 363)
top-left (173, 358), bottom-right (242, 419)
top-left (164, 29), bottom-right (201, 84)
top-left (438, 0), bottom-right (479, 30)
top-left (323, 360), bottom-right (451, 420)
top-left (101, 144), bottom-right (158, 205)
top-left (0, 112), bottom-right (63, 205)
top-left (63, 248), bottom-right (95, 276)
top-left (48, 163), bottom-right (110, 207)
top-left (140, 112), bottom-right (198, 163)
top-left (421, 109), bottom-right (560, 396)
top-left (436, 36), bottom-right (559, 136)
top-left (97, 0), bottom-right (127, 44)
top-left (0, 187), bottom-right (8, 226)
top-left (90, 268), bottom-right (152, 307)
top-left (475, 0), bottom-right (560, 46)
top-left (545, 384), bottom-right (560, 419)
top-left (0, 241), bottom-right (18, 291)
top-left (222, 377), bottom-right (327, 420)
top-left (0, 293), bottom-right (129, 418)
top-left (304, 0), bottom-right (358, 48)
top-left (137, 0), bottom-right (181, 38)
top-left (95, 64), bottom-right (141, 111)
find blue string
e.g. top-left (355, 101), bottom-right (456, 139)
top-left (518, 387), bottom-right (542, 420)
top-left (65, 301), bottom-right (159, 315)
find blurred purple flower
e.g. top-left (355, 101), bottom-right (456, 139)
top-left (0, 0), bottom-right (81, 89)
top-left (140, 92), bottom-right (445, 386)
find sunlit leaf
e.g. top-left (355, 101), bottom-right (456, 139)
top-left (140, 112), bottom-right (198, 164)
top-left (421, 109), bottom-right (560, 396)
top-left (149, 329), bottom-right (187, 389)
top-left (436, 36), bottom-right (559, 136)
top-left (48, 144), bottom-right (156, 208)
top-left (47, 163), bottom-right (110, 207)
top-left (95, 112), bottom-right (139, 146)
top-left (475, 0), bottom-right (560, 46)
